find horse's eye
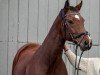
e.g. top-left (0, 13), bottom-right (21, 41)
top-left (67, 20), bottom-right (74, 24)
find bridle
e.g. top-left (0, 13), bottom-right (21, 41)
top-left (60, 9), bottom-right (89, 43)
top-left (60, 9), bottom-right (90, 75)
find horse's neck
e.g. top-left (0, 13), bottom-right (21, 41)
top-left (36, 14), bottom-right (65, 64)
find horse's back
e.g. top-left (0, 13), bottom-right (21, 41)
top-left (12, 43), bottom-right (40, 75)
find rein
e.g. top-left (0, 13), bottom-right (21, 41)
top-left (74, 38), bottom-right (84, 75)
top-left (60, 9), bottom-right (89, 75)
top-left (73, 33), bottom-right (85, 75)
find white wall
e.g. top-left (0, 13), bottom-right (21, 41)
top-left (0, 0), bottom-right (100, 75)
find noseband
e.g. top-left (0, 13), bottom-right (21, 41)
top-left (60, 9), bottom-right (89, 43)
top-left (60, 9), bottom-right (90, 75)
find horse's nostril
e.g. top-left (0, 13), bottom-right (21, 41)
top-left (84, 41), bottom-right (92, 50)
top-left (84, 41), bottom-right (88, 45)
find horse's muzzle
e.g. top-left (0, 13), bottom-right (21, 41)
top-left (76, 35), bottom-right (92, 51)
top-left (83, 40), bottom-right (92, 50)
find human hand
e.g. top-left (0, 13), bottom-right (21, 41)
top-left (64, 45), bottom-right (70, 52)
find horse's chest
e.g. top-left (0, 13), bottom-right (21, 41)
top-left (47, 60), bottom-right (68, 75)
top-left (47, 68), bottom-right (62, 75)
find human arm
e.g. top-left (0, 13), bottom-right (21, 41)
top-left (64, 45), bottom-right (89, 72)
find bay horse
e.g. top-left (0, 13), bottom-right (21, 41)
top-left (12, 0), bottom-right (92, 75)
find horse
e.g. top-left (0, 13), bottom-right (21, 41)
top-left (12, 0), bottom-right (92, 75)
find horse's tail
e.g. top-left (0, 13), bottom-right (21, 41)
top-left (12, 43), bottom-right (39, 75)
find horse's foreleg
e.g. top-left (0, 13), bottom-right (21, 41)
top-left (26, 61), bottom-right (47, 75)
top-left (55, 60), bottom-right (68, 75)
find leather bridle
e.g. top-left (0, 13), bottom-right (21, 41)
top-left (60, 9), bottom-right (89, 43)
top-left (60, 9), bottom-right (90, 75)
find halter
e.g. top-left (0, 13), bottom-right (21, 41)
top-left (60, 9), bottom-right (89, 44)
top-left (60, 9), bottom-right (89, 75)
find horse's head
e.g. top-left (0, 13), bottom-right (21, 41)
top-left (61, 0), bottom-right (92, 51)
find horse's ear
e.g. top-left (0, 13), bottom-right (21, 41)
top-left (64, 0), bottom-right (70, 8)
top-left (75, 1), bottom-right (83, 11)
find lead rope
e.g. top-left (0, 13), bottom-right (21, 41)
top-left (74, 35), bottom-right (85, 75)
top-left (77, 51), bottom-right (84, 75)
top-left (74, 45), bottom-right (84, 75)
top-left (74, 45), bottom-right (78, 75)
